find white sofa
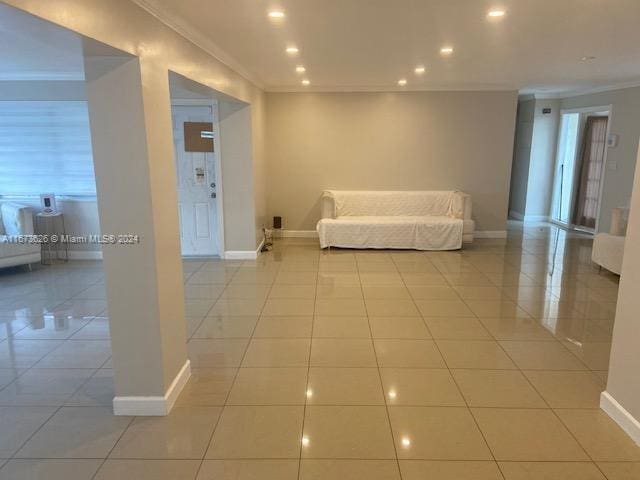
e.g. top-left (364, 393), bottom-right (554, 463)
top-left (317, 190), bottom-right (474, 251)
top-left (0, 202), bottom-right (41, 269)
top-left (592, 207), bottom-right (628, 275)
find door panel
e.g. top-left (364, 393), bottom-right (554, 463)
top-left (194, 202), bottom-right (210, 238)
top-left (172, 105), bottom-right (218, 256)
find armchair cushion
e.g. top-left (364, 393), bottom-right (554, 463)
top-left (1, 202), bottom-right (35, 236)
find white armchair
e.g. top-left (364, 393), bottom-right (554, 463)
top-left (0, 202), bottom-right (42, 269)
top-left (592, 207), bottom-right (629, 275)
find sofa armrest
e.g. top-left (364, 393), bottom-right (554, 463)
top-left (610, 207), bottom-right (629, 236)
top-left (0, 203), bottom-right (35, 236)
top-left (320, 191), bottom-right (336, 219)
top-left (452, 192), bottom-right (472, 221)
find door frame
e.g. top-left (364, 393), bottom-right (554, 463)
top-left (550, 104), bottom-right (612, 233)
top-left (171, 98), bottom-right (225, 257)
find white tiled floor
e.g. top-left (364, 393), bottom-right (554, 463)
top-left (0, 221), bottom-right (638, 479)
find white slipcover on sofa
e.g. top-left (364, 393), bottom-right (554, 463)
top-left (0, 202), bottom-right (41, 269)
top-left (317, 190), bottom-right (474, 251)
top-left (592, 207), bottom-right (628, 275)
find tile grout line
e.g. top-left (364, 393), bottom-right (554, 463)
top-left (0, 235), bottom-right (624, 476)
top-left (296, 250), bottom-right (319, 480)
top-left (5, 405), bottom-right (64, 463)
top-left (454, 277), bottom-right (600, 473)
top-left (192, 257), bottom-right (280, 479)
top-left (88, 414), bottom-right (136, 480)
top-left (359, 254), bottom-right (405, 480)
top-left (397, 254), bottom-right (506, 480)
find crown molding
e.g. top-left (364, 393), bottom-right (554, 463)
top-left (130, 0), bottom-right (264, 90)
top-left (265, 83), bottom-right (520, 93)
top-left (523, 78), bottom-right (640, 100)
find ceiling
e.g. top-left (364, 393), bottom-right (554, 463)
top-left (136, 0), bottom-right (640, 94)
top-left (0, 4), bottom-right (129, 82)
top-left (0, 3), bottom-right (85, 81)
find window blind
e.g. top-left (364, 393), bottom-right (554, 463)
top-left (0, 101), bottom-right (96, 196)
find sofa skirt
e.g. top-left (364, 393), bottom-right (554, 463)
top-left (317, 216), bottom-right (463, 251)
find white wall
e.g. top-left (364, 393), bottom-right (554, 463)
top-left (602, 140), bottom-right (640, 444)
top-left (219, 101), bottom-right (258, 251)
top-left (508, 97), bottom-right (560, 221)
top-left (509, 99), bottom-right (534, 217)
top-left (266, 91), bottom-right (519, 233)
top-left (561, 86), bottom-right (640, 233)
top-left (525, 99), bottom-right (560, 219)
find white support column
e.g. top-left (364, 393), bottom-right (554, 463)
top-left (600, 141), bottom-right (640, 445)
top-left (218, 101), bottom-right (258, 256)
top-left (84, 55), bottom-right (189, 415)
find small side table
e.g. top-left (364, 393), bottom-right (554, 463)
top-left (34, 212), bottom-right (68, 264)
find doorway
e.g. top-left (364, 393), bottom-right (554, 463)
top-left (171, 102), bottom-right (222, 256)
top-left (550, 107), bottom-right (611, 232)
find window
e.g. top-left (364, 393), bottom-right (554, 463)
top-left (0, 101), bottom-right (96, 196)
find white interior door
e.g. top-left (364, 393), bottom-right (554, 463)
top-left (172, 104), bottom-right (218, 256)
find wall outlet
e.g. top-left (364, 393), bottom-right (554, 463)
top-left (607, 161), bottom-right (618, 171)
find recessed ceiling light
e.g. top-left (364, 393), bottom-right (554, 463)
top-left (286, 46), bottom-right (299, 55)
top-left (296, 65), bottom-right (306, 73)
top-left (398, 79), bottom-right (407, 86)
top-left (414, 66), bottom-right (426, 74)
top-left (487, 9), bottom-right (506, 18)
top-left (268, 10), bottom-right (285, 19)
top-left (581, 56), bottom-right (596, 61)
top-left (440, 46), bottom-right (454, 56)
top-left (301, 79), bottom-right (310, 86)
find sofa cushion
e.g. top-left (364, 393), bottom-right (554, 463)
top-left (318, 215), bottom-right (463, 251)
top-left (0, 235), bottom-right (41, 259)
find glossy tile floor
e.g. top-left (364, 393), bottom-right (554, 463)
top-left (0, 221), bottom-right (639, 479)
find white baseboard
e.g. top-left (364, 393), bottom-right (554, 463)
top-left (282, 230), bottom-right (319, 238)
top-left (67, 250), bottom-right (103, 260)
top-left (113, 359), bottom-right (191, 416)
top-left (224, 239), bottom-right (264, 260)
top-left (601, 391), bottom-right (640, 446)
top-left (474, 230), bottom-right (508, 238)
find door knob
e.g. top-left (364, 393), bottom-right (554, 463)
top-left (210, 182), bottom-right (216, 188)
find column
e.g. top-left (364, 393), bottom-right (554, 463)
top-left (84, 55), bottom-right (189, 415)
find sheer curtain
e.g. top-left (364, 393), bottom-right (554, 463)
top-left (573, 116), bottom-right (608, 229)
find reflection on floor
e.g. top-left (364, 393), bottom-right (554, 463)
top-left (0, 221), bottom-right (638, 479)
